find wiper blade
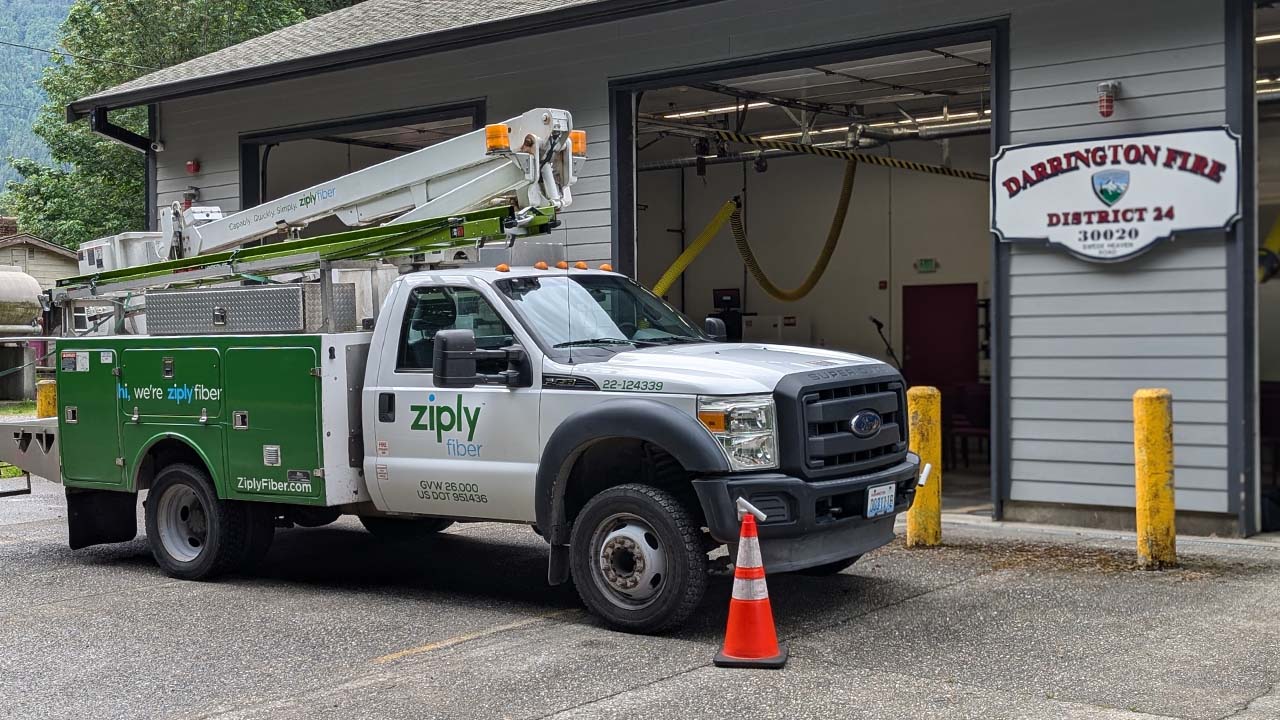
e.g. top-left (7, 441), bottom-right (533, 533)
top-left (553, 337), bottom-right (633, 348)
top-left (646, 336), bottom-right (704, 344)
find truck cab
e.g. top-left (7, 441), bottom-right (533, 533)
top-left (361, 265), bottom-right (920, 631)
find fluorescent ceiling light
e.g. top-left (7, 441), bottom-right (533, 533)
top-left (1258, 33), bottom-right (1280, 44)
top-left (662, 101), bottom-right (770, 119)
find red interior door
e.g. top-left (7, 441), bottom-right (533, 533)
top-left (901, 283), bottom-right (979, 389)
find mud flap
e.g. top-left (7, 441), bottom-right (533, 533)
top-left (66, 488), bottom-right (137, 550)
top-left (547, 544), bottom-right (570, 585)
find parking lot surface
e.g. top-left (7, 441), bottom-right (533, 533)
top-left (2, 478), bottom-right (1279, 720)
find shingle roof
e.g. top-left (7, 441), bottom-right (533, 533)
top-left (69, 0), bottom-right (700, 118)
top-left (0, 234), bottom-right (78, 260)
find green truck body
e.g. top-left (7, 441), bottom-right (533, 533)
top-left (57, 334), bottom-right (350, 507)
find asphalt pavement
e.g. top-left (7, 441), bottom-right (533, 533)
top-left (2, 477), bottom-right (1278, 720)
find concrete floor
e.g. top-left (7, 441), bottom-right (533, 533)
top-left (2, 478), bottom-right (1279, 720)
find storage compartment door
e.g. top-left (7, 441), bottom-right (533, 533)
top-left (57, 348), bottom-right (123, 488)
top-left (223, 347), bottom-right (324, 503)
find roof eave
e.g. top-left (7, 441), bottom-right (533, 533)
top-left (67, 0), bottom-right (723, 120)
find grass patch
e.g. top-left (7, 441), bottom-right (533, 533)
top-left (0, 464), bottom-right (23, 478)
top-left (0, 401), bottom-right (35, 417)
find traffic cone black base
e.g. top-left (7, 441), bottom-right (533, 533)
top-left (714, 641), bottom-right (788, 669)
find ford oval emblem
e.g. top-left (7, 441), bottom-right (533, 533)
top-left (850, 410), bottom-right (882, 438)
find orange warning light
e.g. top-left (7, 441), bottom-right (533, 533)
top-left (485, 124), bottom-right (511, 153)
top-left (570, 130), bottom-right (588, 157)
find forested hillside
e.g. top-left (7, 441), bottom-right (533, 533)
top-left (0, 0), bottom-right (73, 188)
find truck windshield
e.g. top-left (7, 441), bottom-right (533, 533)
top-left (494, 274), bottom-right (709, 349)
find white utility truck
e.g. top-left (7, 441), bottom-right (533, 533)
top-left (2, 108), bottom-right (919, 632)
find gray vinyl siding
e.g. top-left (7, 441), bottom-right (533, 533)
top-left (1005, 0), bottom-right (1229, 514)
top-left (154, 0), bottom-right (1038, 261)
top-left (152, 0), bottom-right (1234, 513)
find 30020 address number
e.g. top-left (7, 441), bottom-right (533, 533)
top-left (601, 379), bottom-right (664, 392)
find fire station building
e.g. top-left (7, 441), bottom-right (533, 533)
top-left (69, 0), bottom-right (1275, 534)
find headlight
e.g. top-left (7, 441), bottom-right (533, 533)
top-left (697, 395), bottom-right (778, 471)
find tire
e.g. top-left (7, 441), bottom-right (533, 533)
top-left (359, 516), bottom-right (454, 541)
top-left (144, 463), bottom-right (250, 580)
top-left (796, 554), bottom-right (862, 577)
top-left (569, 484), bottom-right (707, 634)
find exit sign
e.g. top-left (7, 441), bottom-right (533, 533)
top-left (914, 258), bottom-right (939, 273)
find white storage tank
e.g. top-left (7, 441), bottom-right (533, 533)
top-left (0, 265), bottom-right (43, 334)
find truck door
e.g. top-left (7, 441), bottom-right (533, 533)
top-left (57, 347), bottom-right (124, 488)
top-left (370, 281), bottom-right (540, 522)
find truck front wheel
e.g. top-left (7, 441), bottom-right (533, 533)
top-left (145, 463), bottom-right (249, 580)
top-left (569, 484), bottom-right (707, 634)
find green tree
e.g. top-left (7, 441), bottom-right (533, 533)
top-left (2, 0), bottom-right (357, 248)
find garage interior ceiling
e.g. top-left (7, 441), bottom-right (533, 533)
top-left (636, 41), bottom-right (991, 151)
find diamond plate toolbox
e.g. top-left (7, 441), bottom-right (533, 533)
top-left (146, 283), bottom-right (357, 335)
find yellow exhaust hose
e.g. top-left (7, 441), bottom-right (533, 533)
top-left (652, 198), bottom-right (739, 297)
top-left (650, 160), bottom-right (858, 302)
top-left (1260, 212), bottom-right (1280, 283)
top-left (732, 160), bottom-right (857, 302)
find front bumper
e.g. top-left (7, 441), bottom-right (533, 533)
top-left (691, 454), bottom-right (920, 573)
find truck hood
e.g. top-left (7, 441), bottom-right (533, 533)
top-left (571, 343), bottom-right (890, 395)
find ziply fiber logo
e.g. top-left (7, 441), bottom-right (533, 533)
top-left (297, 186), bottom-right (336, 208)
top-left (410, 393), bottom-right (481, 442)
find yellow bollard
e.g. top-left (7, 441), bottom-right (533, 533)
top-left (906, 386), bottom-right (942, 547)
top-left (1133, 388), bottom-right (1177, 569)
top-left (35, 380), bottom-right (57, 419)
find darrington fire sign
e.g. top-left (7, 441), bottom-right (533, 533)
top-left (990, 127), bottom-right (1241, 261)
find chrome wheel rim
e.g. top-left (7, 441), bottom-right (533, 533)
top-left (590, 512), bottom-right (667, 610)
top-left (157, 483), bottom-right (208, 563)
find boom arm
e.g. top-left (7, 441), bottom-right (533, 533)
top-left (160, 108), bottom-right (582, 258)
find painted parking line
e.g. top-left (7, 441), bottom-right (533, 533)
top-left (374, 609), bottom-right (580, 664)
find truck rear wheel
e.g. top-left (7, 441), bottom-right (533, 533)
top-left (569, 484), bottom-right (707, 634)
top-left (359, 516), bottom-right (454, 541)
top-left (145, 463), bottom-right (249, 580)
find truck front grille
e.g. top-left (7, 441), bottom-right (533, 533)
top-left (803, 380), bottom-right (906, 475)
top-left (774, 366), bottom-right (909, 481)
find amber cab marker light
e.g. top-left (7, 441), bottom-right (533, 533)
top-left (485, 124), bottom-right (511, 154)
top-left (599, 263), bottom-right (613, 271)
top-left (495, 263), bottom-right (510, 272)
top-left (574, 261), bottom-right (589, 270)
top-left (556, 261), bottom-right (569, 270)
top-left (534, 261), bottom-right (549, 270)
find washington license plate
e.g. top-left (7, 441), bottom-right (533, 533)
top-left (866, 483), bottom-right (895, 518)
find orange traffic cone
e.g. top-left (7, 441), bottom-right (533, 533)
top-left (714, 498), bottom-right (787, 669)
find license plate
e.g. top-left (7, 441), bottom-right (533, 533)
top-left (866, 483), bottom-right (895, 518)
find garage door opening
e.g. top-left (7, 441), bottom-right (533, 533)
top-left (1256, 4), bottom-right (1280, 531)
top-left (626, 38), bottom-right (997, 514)
top-left (238, 102), bottom-right (484, 239)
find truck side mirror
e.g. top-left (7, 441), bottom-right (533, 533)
top-left (704, 316), bottom-right (728, 342)
top-left (432, 329), bottom-right (479, 388)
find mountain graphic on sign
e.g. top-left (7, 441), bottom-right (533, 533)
top-left (1091, 169), bottom-right (1130, 207)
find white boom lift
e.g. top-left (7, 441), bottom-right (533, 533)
top-left (161, 108), bottom-right (581, 259)
top-left (71, 108), bottom-right (582, 288)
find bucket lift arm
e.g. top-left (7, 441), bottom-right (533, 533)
top-left (160, 108), bottom-right (584, 258)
